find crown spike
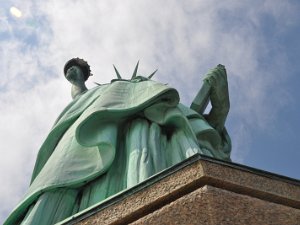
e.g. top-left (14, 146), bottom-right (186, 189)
top-left (113, 65), bottom-right (122, 79)
top-left (131, 61), bottom-right (139, 79)
top-left (148, 69), bottom-right (158, 79)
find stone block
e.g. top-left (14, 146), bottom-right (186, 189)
top-left (60, 154), bottom-right (300, 225)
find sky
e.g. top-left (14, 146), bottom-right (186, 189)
top-left (1, 0), bottom-right (300, 223)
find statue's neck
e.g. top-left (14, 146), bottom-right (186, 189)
top-left (71, 83), bottom-right (88, 99)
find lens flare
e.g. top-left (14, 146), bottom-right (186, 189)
top-left (10, 7), bottom-right (22, 18)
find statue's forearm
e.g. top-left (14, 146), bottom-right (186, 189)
top-left (205, 102), bottom-right (229, 133)
top-left (191, 64), bottom-right (230, 133)
top-left (190, 81), bottom-right (211, 114)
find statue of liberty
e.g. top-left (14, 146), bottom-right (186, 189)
top-left (5, 58), bottom-right (231, 225)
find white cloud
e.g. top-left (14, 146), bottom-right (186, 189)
top-left (0, 0), bottom-right (298, 223)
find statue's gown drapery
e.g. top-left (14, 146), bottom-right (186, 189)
top-left (5, 80), bottom-right (231, 225)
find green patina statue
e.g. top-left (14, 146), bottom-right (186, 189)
top-left (5, 59), bottom-right (231, 225)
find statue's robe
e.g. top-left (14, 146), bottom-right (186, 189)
top-left (5, 80), bottom-right (231, 225)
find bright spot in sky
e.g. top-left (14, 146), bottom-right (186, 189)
top-left (10, 6), bottom-right (22, 18)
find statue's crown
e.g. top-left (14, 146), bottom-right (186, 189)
top-left (113, 61), bottom-right (157, 81)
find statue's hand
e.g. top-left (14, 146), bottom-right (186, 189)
top-left (204, 65), bottom-right (230, 132)
top-left (204, 65), bottom-right (229, 112)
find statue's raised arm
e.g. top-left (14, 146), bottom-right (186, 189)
top-left (191, 64), bottom-right (230, 133)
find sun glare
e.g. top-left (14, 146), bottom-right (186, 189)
top-left (10, 6), bottom-right (22, 18)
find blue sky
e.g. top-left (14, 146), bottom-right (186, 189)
top-left (1, 0), bottom-right (300, 223)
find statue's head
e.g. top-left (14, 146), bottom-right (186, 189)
top-left (64, 58), bottom-right (92, 81)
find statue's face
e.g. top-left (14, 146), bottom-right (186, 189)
top-left (66, 66), bottom-right (85, 83)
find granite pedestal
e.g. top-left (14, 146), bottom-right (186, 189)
top-left (59, 154), bottom-right (300, 225)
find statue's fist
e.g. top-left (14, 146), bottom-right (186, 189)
top-left (203, 64), bottom-right (230, 132)
top-left (204, 64), bottom-right (228, 96)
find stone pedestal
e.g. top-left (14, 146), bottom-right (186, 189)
top-left (60, 154), bottom-right (300, 225)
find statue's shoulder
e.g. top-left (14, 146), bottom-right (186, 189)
top-left (54, 84), bottom-right (109, 126)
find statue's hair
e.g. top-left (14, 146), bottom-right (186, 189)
top-left (64, 58), bottom-right (92, 81)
